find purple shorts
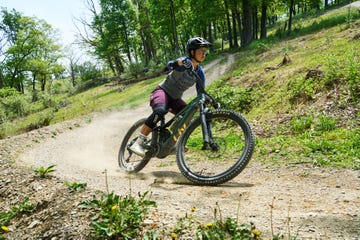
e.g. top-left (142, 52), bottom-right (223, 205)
top-left (150, 86), bottom-right (186, 114)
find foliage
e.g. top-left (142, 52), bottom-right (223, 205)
top-left (33, 164), bottom-right (56, 178)
top-left (0, 9), bottom-right (63, 93)
top-left (324, 51), bottom-right (360, 102)
top-left (0, 88), bottom-right (30, 120)
top-left (64, 181), bottom-right (87, 193)
top-left (79, 191), bottom-right (156, 239)
top-left (127, 61), bottom-right (145, 78)
top-left (196, 218), bottom-right (260, 240)
top-left (257, 126), bottom-right (360, 169)
top-left (207, 80), bottom-right (254, 113)
top-left (0, 198), bottom-right (34, 239)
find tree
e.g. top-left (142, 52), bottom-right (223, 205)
top-left (76, 0), bottom-right (124, 76)
top-left (241, 0), bottom-right (253, 47)
top-left (288, 0), bottom-right (295, 31)
top-left (260, 0), bottom-right (269, 39)
top-left (132, 0), bottom-right (157, 64)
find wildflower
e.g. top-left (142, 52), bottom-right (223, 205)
top-left (205, 223), bottom-right (213, 228)
top-left (1, 225), bottom-right (9, 232)
top-left (171, 232), bottom-right (177, 239)
top-left (191, 207), bottom-right (196, 212)
top-left (111, 205), bottom-right (119, 211)
top-left (251, 229), bottom-right (261, 237)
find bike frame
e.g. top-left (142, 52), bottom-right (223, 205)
top-left (148, 92), bottom-right (210, 158)
top-left (145, 69), bottom-right (217, 159)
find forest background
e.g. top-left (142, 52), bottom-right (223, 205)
top-left (0, 1), bottom-right (353, 137)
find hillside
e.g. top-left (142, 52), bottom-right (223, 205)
top-left (1, 5), bottom-right (360, 240)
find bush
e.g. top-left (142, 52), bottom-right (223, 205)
top-left (127, 61), bottom-right (145, 78)
top-left (324, 51), bottom-right (360, 102)
top-left (0, 87), bottom-right (19, 98)
top-left (0, 91), bottom-right (30, 119)
top-left (208, 81), bottom-right (253, 113)
top-left (26, 109), bottom-right (54, 131)
top-left (288, 76), bottom-right (318, 104)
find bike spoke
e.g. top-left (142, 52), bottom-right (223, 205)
top-left (177, 110), bottom-right (254, 185)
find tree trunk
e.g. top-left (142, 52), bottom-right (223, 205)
top-left (32, 75), bottom-right (36, 91)
top-left (241, 0), bottom-right (253, 47)
top-left (224, 0), bottom-right (233, 48)
top-left (169, 0), bottom-right (179, 55)
top-left (232, 10), bottom-right (239, 48)
top-left (236, 9), bottom-right (242, 44)
top-left (288, 0), bottom-right (295, 32)
top-left (0, 71), bottom-right (4, 88)
top-left (41, 76), bottom-right (46, 91)
top-left (114, 55), bottom-right (124, 76)
top-left (260, 2), bottom-right (267, 39)
top-left (253, 6), bottom-right (258, 40)
top-left (208, 22), bottom-right (213, 52)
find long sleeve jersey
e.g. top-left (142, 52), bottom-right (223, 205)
top-left (159, 57), bottom-right (205, 99)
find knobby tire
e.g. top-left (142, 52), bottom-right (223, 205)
top-left (118, 118), bottom-right (151, 173)
top-left (176, 109), bottom-right (255, 185)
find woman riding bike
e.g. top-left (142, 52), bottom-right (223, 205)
top-left (130, 37), bottom-right (211, 157)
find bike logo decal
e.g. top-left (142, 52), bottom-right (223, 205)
top-left (173, 123), bottom-right (187, 142)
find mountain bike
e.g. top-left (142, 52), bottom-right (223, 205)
top-left (118, 70), bottom-right (255, 185)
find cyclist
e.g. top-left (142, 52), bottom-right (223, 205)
top-left (130, 37), bottom-right (211, 157)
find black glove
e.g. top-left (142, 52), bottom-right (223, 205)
top-left (182, 59), bottom-right (193, 70)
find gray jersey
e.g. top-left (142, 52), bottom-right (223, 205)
top-left (159, 58), bottom-right (205, 99)
top-left (159, 68), bottom-right (197, 99)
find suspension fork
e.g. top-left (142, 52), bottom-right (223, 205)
top-left (200, 103), bottom-right (212, 150)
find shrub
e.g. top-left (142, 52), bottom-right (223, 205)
top-left (26, 109), bottom-right (54, 131)
top-left (0, 88), bottom-right (19, 98)
top-left (324, 51), bottom-right (360, 101)
top-left (127, 61), bottom-right (145, 78)
top-left (208, 82), bottom-right (253, 113)
top-left (288, 76), bottom-right (317, 104)
top-left (0, 91), bottom-right (30, 119)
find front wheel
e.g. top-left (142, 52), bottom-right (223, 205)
top-left (118, 118), bottom-right (152, 173)
top-left (176, 109), bottom-right (255, 185)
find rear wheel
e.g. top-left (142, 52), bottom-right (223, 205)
top-left (118, 118), bottom-right (152, 173)
top-left (176, 109), bottom-right (255, 185)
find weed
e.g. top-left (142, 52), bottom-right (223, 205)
top-left (64, 181), bottom-right (87, 193)
top-left (290, 116), bottom-right (313, 133)
top-left (33, 164), bottom-right (56, 178)
top-left (195, 201), bottom-right (260, 240)
top-left (314, 115), bottom-right (337, 132)
top-left (79, 191), bottom-right (156, 239)
top-left (195, 218), bottom-right (259, 240)
top-left (0, 198), bottom-right (34, 238)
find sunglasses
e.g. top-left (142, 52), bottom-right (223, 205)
top-left (197, 48), bottom-right (209, 55)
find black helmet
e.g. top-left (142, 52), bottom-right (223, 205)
top-left (186, 37), bottom-right (211, 52)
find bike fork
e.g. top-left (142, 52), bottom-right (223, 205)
top-left (200, 105), bottom-right (215, 150)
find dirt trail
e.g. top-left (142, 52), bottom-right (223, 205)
top-left (18, 53), bottom-right (360, 239)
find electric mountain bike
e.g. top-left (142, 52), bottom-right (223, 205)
top-left (118, 70), bottom-right (255, 185)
